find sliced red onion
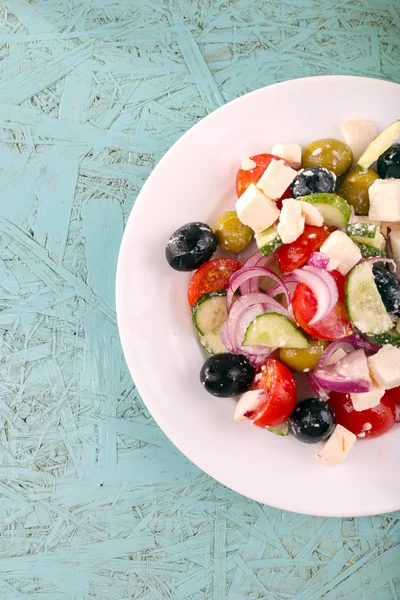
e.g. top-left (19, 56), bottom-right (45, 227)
top-left (346, 332), bottom-right (381, 353)
top-left (316, 341), bottom-right (355, 370)
top-left (307, 252), bottom-right (331, 270)
top-left (220, 321), bottom-right (234, 353)
top-left (285, 265), bottom-right (338, 325)
top-left (227, 266), bottom-right (291, 312)
top-left (357, 256), bottom-right (396, 272)
top-left (308, 372), bottom-right (330, 401)
top-left (241, 252), bottom-right (274, 294)
top-left (313, 348), bottom-right (372, 393)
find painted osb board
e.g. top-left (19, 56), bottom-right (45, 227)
top-left (0, 0), bottom-right (399, 598)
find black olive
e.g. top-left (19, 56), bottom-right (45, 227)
top-left (377, 144), bottom-right (400, 179)
top-left (165, 222), bottom-right (217, 271)
top-left (289, 398), bottom-right (334, 443)
top-left (372, 265), bottom-right (400, 317)
top-left (200, 353), bottom-right (254, 397)
top-left (291, 167), bottom-right (336, 198)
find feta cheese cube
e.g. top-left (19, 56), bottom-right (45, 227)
top-left (236, 183), bottom-right (280, 233)
top-left (297, 200), bottom-right (324, 226)
top-left (369, 179), bottom-right (400, 222)
top-left (271, 143), bottom-right (302, 169)
top-left (319, 231), bottom-right (362, 276)
top-left (350, 383), bottom-right (385, 412)
top-left (277, 198), bottom-right (305, 244)
top-left (316, 424), bottom-right (357, 466)
top-left (341, 119), bottom-right (379, 162)
top-left (241, 156), bottom-right (257, 171)
top-left (367, 345), bottom-right (400, 390)
top-left (256, 159), bottom-right (297, 200)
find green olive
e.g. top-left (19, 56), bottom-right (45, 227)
top-left (214, 211), bottom-right (253, 253)
top-left (338, 168), bottom-right (380, 216)
top-left (302, 138), bottom-right (353, 176)
top-left (279, 338), bottom-right (328, 372)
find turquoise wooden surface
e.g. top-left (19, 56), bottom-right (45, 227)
top-left (0, 0), bottom-right (399, 598)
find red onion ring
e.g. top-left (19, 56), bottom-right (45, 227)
top-left (313, 344), bottom-right (372, 394)
top-left (241, 252), bottom-right (274, 294)
top-left (307, 252), bottom-right (331, 270)
top-left (308, 372), bottom-right (330, 401)
top-left (228, 267), bottom-right (291, 312)
top-left (285, 265), bottom-right (338, 325)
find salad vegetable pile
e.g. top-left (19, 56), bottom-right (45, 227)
top-left (165, 119), bottom-right (400, 466)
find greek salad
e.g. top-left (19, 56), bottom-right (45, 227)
top-left (165, 119), bottom-right (400, 466)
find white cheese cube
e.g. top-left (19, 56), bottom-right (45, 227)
top-left (271, 143), bottom-right (302, 169)
top-left (368, 345), bottom-right (400, 390)
top-left (319, 230), bottom-right (362, 276)
top-left (277, 198), bottom-right (305, 244)
top-left (316, 424), bottom-right (357, 466)
top-left (241, 157), bottom-right (257, 171)
top-left (369, 179), bottom-right (400, 222)
top-left (341, 119), bottom-right (379, 162)
top-left (297, 200), bottom-right (324, 226)
top-left (256, 159), bottom-right (297, 200)
top-left (236, 183), bottom-right (280, 233)
top-left (350, 383), bottom-right (385, 412)
top-left (234, 389), bottom-right (266, 422)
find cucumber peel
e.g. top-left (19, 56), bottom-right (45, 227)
top-left (255, 225), bottom-right (282, 257)
top-left (298, 193), bottom-right (352, 228)
top-left (357, 119), bottom-right (400, 170)
top-left (267, 422), bottom-right (289, 436)
top-left (243, 312), bottom-right (309, 349)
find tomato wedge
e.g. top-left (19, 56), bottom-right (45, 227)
top-left (328, 391), bottom-right (396, 438)
top-left (236, 153), bottom-right (293, 199)
top-left (187, 258), bottom-right (242, 306)
top-left (246, 358), bottom-right (296, 427)
top-left (276, 225), bottom-right (331, 275)
top-left (292, 270), bottom-right (353, 340)
top-left (386, 386), bottom-right (400, 405)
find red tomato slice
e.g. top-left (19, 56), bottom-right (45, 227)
top-left (386, 385), bottom-right (400, 405)
top-left (328, 391), bottom-right (396, 438)
top-left (235, 153), bottom-right (293, 199)
top-left (187, 258), bottom-right (242, 306)
top-left (292, 270), bottom-right (353, 340)
top-left (246, 358), bottom-right (297, 427)
top-left (276, 225), bottom-right (331, 275)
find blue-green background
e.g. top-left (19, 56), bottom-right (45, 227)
top-left (0, 1), bottom-right (399, 598)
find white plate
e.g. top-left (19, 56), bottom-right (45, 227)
top-left (116, 76), bottom-right (400, 517)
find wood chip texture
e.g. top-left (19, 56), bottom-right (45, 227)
top-left (0, 0), bottom-right (399, 598)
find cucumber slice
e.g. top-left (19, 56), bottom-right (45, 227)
top-left (267, 422), bottom-right (289, 436)
top-left (346, 222), bottom-right (385, 251)
top-left (345, 261), bottom-right (393, 335)
top-left (199, 330), bottom-right (227, 354)
top-left (357, 120), bottom-right (400, 170)
top-left (355, 243), bottom-right (386, 258)
top-left (255, 224), bottom-right (282, 257)
top-left (192, 290), bottom-right (227, 336)
top-left (365, 327), bottom-right (400, 347)
top-left (242, 312), bottom-right (309, 349)
top-left (298, 193), bottom-right (352, 227)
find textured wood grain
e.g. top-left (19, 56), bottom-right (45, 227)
top-left (0, 0), bottom-right (399, 598)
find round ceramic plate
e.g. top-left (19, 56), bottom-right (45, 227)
top-left (116, 76), bottom-right (400, 517)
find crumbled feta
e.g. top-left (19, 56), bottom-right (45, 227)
top-left (234, 389), bottom-right (266, 422)
top-left (256, 159), bottom-right (297, 200)
top-left (319, 231), bottom-right (362, 276)
top-left (341, 119), bottom-right (379, 162)
top-left (350, 383), bottom-right (385, 412)
top-left (369, 179), bottom-right (400, 222)
top-left (316, 424), bottom-right (357, 466)
top-left (236, 183), bottom-right (280, 233)
top-left (277, 198), bottom-right (305, 244)
top-left (297, 200), bottom-right (324, 226)
top-left (241, 156), bottom-right (257, 171)
top-left (368, 345), bottom-right (400, 390)
top-left (271, 143), bottom-right (302, 169)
